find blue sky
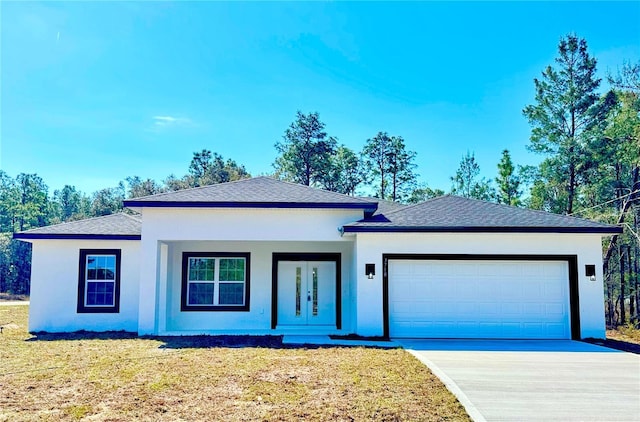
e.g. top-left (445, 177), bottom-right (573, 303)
top-left (2, 1), bottom-right (639, 195)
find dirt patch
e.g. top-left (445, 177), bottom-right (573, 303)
top-left (0, 293), bottom-right (29, 302)
top-left (329, 333), bottom-right (388, 341)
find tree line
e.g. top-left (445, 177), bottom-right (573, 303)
top-left (1, 34), bottom-right (638, 330)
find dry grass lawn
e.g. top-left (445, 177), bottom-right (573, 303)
top-left (0, 305), bottom-right (469, 421)
top-left (607, 325), bottom-right (640, 345)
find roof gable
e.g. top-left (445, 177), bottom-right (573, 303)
top-left (343, 195), bottom-right (621, 234)
top-left (123, 177), bottom-right (377, 210)
top-left (13, 213), bottom-right (142, 240)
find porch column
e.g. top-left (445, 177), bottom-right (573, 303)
top-left (138, 239), bottom-right (159, 334)
top-left (156, 243), bottom-right (169, 333)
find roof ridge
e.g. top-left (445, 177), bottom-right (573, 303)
top-left (127, 176), bottom-right (255, 201)
top-left (121, 212), bottom-right (142, 222)
top-left (262, 178), bottom-right (376, 204)
top-left (380, 195), bottom-right (448, 217)
top-left (125, 176), bottom-right (378, 205)
top-left (357, 196), bottom-right (405, 206)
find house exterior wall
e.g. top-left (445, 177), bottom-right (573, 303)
top-left (23, 206), bottom-right (609, 340)
top-left (28, 239), bottom-right (140, 333)
top-left (137, 207), bottom-right (361, 334)
top-left (139, 207), bottom-right (363, 242)
top-left (353, 232), bottom-right (607, 339)
top-left (157, 240), bottom-right (354, 335)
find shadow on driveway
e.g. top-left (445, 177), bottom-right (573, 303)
top-left (396, 338), bottom-right (622, 352)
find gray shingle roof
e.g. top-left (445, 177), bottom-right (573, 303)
top-left (13, 213), bottom-right (141, 240)
top-left (123, 177), bottom-right (378, 210)
top-left (357, 197), bottom-right (406, 216)
top-left (343, 195), bottom-right (622, 234)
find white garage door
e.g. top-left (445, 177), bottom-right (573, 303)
top-left (388, 259), bottom-right (571, 339)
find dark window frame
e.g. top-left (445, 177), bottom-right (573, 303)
top-left (77, 249), bottom-right (122, 313)
top-left (181, 252), bottom-right (251, 312)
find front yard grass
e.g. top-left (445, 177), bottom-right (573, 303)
top-left (0, 305), bottom-right (469, 421)
top-left (607, 325), bottom-right (640, 345)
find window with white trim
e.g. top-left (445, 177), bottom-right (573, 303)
top-left (77, 249), bottom-right (121, 313)
top-left (181, 252), bottom-right (250, 311)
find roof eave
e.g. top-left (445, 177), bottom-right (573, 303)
top-left (122, 200), bottom-right (377, 211)
top-left (341, 226), bottom-right (623, 234)
top-left (12, 233), bottom-right (142, 241)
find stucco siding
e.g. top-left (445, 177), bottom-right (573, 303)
top-left (28, 240), bottom-right (140, 333)
top-left (140, 207), bottom-right (362, 242)
top-left (353, 232), bottom-right (607, 338)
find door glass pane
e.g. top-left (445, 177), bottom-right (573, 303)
top-left (312, 267), bottom-right (318, 316)
top-left (295, 267), bottom-right (302, 316)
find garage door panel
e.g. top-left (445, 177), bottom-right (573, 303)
top-left (389, 259), bottom-right (571, 339)
top-left (522, 262), bottom-right (545, 276)
top-left (544, 282), bottom-right (565, 298)
top-left (545, 303), bottom-right (566, 317)
top-left (543, 263), bottom-right (568, 277)
top-left (454, 263), bottom-right (478, 277)
top-left (475, 302), bottom-right (499, 315)
top-left (522, 283), bottom-right (543, 300)
top-left (523, 303), bottom-right (544, 316)
top-left (546, 323), bottom-right (567, 337)
top-left (501, 283), bottom-right (522, 298)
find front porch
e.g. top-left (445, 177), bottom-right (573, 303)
top-left (140, 240), bottom-right (357, 336)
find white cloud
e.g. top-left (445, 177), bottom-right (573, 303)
top-left (152, 115), bottom-right (192, 127)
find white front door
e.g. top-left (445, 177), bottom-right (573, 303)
top-left (277, 261), bottom-right (336, 326)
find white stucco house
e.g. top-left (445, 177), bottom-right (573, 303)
top-left (14, 177), bottom-right (621, 340)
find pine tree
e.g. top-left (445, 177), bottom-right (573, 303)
top-left (495, 149), bottom-right (522, 206)
top-left (523, 34), bottom-right (613, 214)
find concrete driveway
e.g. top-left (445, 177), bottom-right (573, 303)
top-left (397, 339), bottom-right (640, 422)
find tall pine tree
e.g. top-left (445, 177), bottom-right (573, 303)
top-left (523, 34), bottom-right (613, 214)
top-left (273, 111), bottom-right (336, 186)
top-left (495, 149), bottom-right (522, 206)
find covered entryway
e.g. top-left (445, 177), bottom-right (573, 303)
top-left (385, 255), bottom-right (579, 339)
top-left (272, 253), bottom-right (342, 330)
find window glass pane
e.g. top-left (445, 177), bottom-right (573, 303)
top-left (86, 281), bottom-right (115, 306)
top-left (86, 257), bottom-right (97, 280)
top-left (104, 268), bottom-right (115, 280)
top-left (219, 258), bottom-right (245, 281)
top-left (188, 282), bottom-right (214, 305)
top-left (100, 256), bottom-right (108, 271)
top-left (218, 283), bottom-right (244, 305)
top-left (105, 256), bottom-right (116, 272)
top-left (189, 258), bottom-right (215, 281)
top-left (87, 255), bottom-right (116, 281)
